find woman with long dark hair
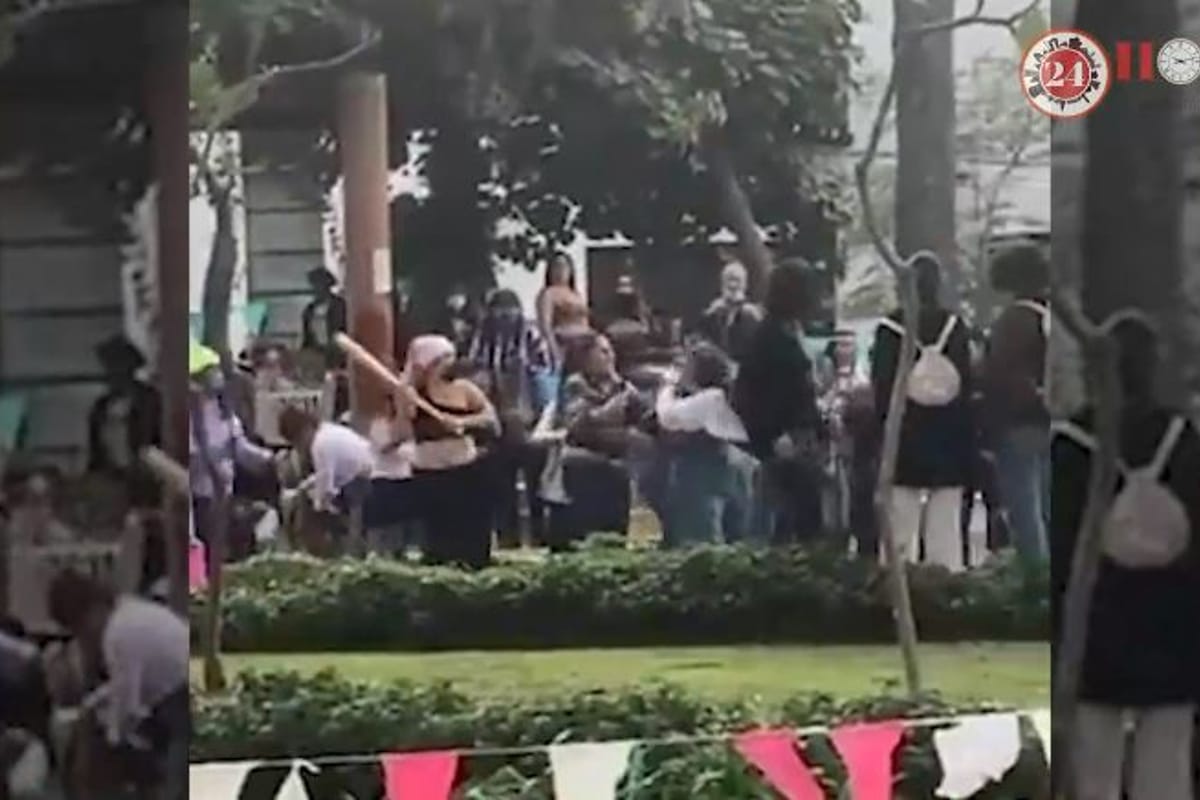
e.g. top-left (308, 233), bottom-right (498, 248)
top-left (536, 252), bottom-right (590, 363)
top-left (468, 290), bottom-right (554, 546)
top-left (871, 253), bottom-right (973, 570)
top-left (733, 259), bottom-right (825, 545)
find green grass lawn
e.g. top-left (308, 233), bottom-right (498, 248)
top-left (195, 642), bottom-right (1048, 706)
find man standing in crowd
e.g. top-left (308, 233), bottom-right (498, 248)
top-left (983, 244), bottom-right (1050, 563)
top-left (87, 336), bottom-right (161, 508)
top-left (871, 253), bottom-right (973, 571)
top-left (699, 247), bottom-right (762, 362)
top-left (734, 258), bottom-right (824, 545)
top-left (301, 267), bottom-right (348, 367)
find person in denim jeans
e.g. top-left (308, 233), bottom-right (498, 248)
top-left (982, 245), bottom-right (1050, 563)
top-left (655, 344), bottom-right (757, 546)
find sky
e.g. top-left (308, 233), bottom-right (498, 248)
top-left (850, 0), bottom-right (1046, 151)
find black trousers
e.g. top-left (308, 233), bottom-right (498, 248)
top-left (416, 460), bottom-right (496, 570)
top-left (765, 458), bottom-right (824, 546)
top-left (547, 450), bottom-right (631, 552)
top-left (111, 684), bottom-right (189, 800)
top-left (492, 441), bottom-right (548, 547)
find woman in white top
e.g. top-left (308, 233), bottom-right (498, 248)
top-left (362, 399), bottom-right (421, 556)
top-left (655, 344), bottom-right (758, 546)
top-left (278, 407), bottom-right (375, 556)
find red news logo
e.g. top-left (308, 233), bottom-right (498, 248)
top-left (1113, 38), bottom-right (1200, 84)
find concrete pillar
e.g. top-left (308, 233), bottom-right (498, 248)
top-left (337, 72), bottom-right (394, 426)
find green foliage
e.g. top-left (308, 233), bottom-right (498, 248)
top-left (192, 671), bottom-right (1050, 798)
top-left (487, 0), bottom-right (860, 266)
top-left (0, 3), bottom-right (156, 223)
top-left (196, 547), bottom-right (1049, 652)
top-left (189, 0), bottom-right (860, 305)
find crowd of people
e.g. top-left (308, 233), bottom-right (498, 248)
top-left (0, 335), bottom-right (186, 798)
top-left (5, 235), bottom-right (1199, 799)
top-left (180, 241), bottom-right (1054, 577)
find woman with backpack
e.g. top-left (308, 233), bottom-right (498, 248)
top-left (870, 253), bottom-right (974, 571)
top-left (1052, 315), bottom-right (1200, 800)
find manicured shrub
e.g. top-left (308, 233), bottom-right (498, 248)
top-left (195, 547), bottom-right (1049, 652)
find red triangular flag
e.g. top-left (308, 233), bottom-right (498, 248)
top-left (830, 721), bottom-right (904, 800)
top-left (382, 751), bottom-right (459, 800)
top-left (733, 730), bottom-right (824, 800)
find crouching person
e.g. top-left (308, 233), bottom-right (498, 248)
top-left (278, 406), bottom-right (375, 557)
top-left (48, 571), bottom-right (188, 800)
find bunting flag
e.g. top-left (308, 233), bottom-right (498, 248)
top-left (1028, 710), bottom-right (1051, 764)
top-left (276, 761), bottom-right (316, 800)
top-left (383, 750), bottom-right (459, 800)
top-left (189, 762), bottom-right (258, 799)
top-left (548, 741), bottom-right (637, 800)
top-left (189, 709), bottom-right (1049, 799)
top-left (733, 730), bottom-right (824, 800)
top-left (189, 540), bottom-right (208, 591)
top-left (830, 721), bottom-right (904, 800)
top-left (933, 713), bottom-right (1022, 799)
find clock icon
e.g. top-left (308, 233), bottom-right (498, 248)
top-left (1157, 37), bottom-right (1200, 85)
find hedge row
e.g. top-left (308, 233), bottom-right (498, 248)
top-left (196, 546), bottom-right (1049, 652)
top-left (193, 671), bottom-right (1050, 799)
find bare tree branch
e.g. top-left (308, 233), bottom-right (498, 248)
top-left (190, 16), bottom-right (380, 196)
top-left (2, 0), bottom-right (132, 29)
top-left (904, 0), bottom-right (1041, 36)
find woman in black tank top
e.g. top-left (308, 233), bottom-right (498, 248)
top-left (403, 335), bottom-right (499, 568)
top-left (412, 396), bottom-right (476, 442)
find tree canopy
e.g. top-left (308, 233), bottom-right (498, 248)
top-left (0, 0), bottom-right (159, 226)
top-left (192, 0), bottom-right (859, 306)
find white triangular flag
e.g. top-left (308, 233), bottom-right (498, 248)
top-left (276, 760), bottom-right (315, 800)
top-left (934, 713), bottom-right (1022, 798)
top-left (1029, 709), bottom-right (1051, 763)
top-left (189, 762), bottom-right (258, 800)
top-left (549, 741), bottom-right (636, 800)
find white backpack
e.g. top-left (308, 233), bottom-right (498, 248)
top-left (880, 315), bottom-right (961, 406)
top-left (1057, 416), bottom-right (1191, 568)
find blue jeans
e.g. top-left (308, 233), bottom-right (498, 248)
top-left (992, 425), bottom-right (1049, 562)
top-left (660, 436), bottom-right (757, 548)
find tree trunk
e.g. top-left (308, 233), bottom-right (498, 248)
top-left (200, 180), bottom-right (237, 357)
top-left (702, 128), bottom-right (775, 299)
top-left (1077, 0), bottom-right (1181, 359)
top-left (873, 266), bottom-right (924, 696)
top-left (892, 0), bottom-right (958, 304)
top-left (1051, 0), bottom-right (1182, 793)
